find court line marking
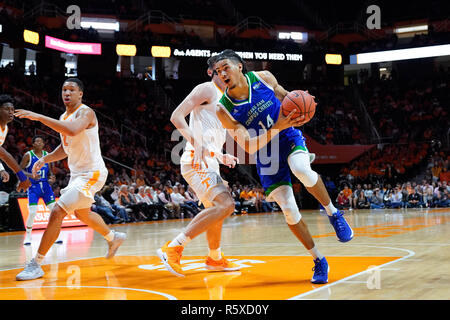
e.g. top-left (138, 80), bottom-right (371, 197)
top-left (288, 245), bottom-right (415, 300)
top-left (0, 286), bottom-right (177, 300)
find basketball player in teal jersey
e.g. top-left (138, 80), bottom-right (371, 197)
top-left (210, 50), bottom-right (353, 284)
top-left (20, 135), bottom-right (63, 246)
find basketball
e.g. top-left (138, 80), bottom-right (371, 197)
top-left (281, 90), bottom-right (317, 123)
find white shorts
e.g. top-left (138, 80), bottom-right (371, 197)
top-left (181, 164), bottom-right (228, 208)
top-left (58, 169), bottom-right (108, 214)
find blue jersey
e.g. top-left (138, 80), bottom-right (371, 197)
top-left (219, 71), bottom-right (308, 196)
top-left (25, 150), bottom-right (50, 184)
top-left (25, 150), bottom-right (55, 205)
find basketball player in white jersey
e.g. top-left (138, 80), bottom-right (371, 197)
top-left (0, 94), bottom-right (31, 192)
top-left (157, 66), bottom-right (242, 277)
top-left (14, 78), bottom-right (126, 281)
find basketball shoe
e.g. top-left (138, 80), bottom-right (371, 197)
top-left (157, 241), bottom-right (185, 277)
top-left (311, 257), bottom-right (329, 284)
top-left (205, 253), bottom-right (241, 271)
top-left (106, 231), bottom-right (127, 259)
top-left (16, 258), bottom-right (44, 281)
top-left (328, 210), bottom-right (354, 242)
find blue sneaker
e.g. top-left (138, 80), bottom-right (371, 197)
top-left (311, 257), bottom-right (329, 284)
top-left (328, 210), bottom-right (354, 242)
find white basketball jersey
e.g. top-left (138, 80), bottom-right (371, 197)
top-left (180, 82), bottom-right (226, 172)
top-left (0, 125), bottom-right (8, 170)
top-left (0, 125), bottom-right (8, 147)
top-left (59, 104), bottom-right (106, 173)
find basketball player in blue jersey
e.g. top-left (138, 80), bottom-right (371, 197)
top-left (210, 50), bottom-right (353, 284)
top-left (20, 135), bottom-right (63, 246)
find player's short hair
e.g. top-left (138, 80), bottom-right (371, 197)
top-left (63, 78), bottom-right (84, 92)
top-left (207, 49), bottom-right (247, 74)
top-left (32, 135), bottom-right (44, 144)
top-left (0, 94), bottom-right (14, 108)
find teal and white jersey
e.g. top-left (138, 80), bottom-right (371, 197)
top-left (218, 71), bottom-right (308, 195)
top-left (25, 150), bottom-right (50, 184)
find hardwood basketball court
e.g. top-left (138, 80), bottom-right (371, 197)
top-left (0, 208), bottom-right (448, 300)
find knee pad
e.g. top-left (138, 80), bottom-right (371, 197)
top-left (46, 202), bottom-right (56, 212)
top-left (288, 152), bottom-right (318, 188)
top-left (26, 205), bottom-right (38, 229)
top-left (270, 185), bottom-right (302, 225)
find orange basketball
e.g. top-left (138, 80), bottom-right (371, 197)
top-left (281, 90), bottom-right (317, 123)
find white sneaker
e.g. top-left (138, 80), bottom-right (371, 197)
top-left (106, 231), bottom-right (127, 259)
top-left (16, 258), bottom-right (44, 281)
top-left (23, 233), bottom-right (32, 246)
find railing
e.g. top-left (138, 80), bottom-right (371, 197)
top-left (351, 84), bottom-right (382, 144)
top-left (223, 16), bottom-right (274, 38)
top-left (127, 10), bottom-right (180, 31)
top-left (318, 22), bottom-right (384, 41)
top-left (23, 1), bottom-right (66, 20)
top-left (120, 124), bottom-right (147, 147)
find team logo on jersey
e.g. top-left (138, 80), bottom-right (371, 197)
top-left (252, 82), bottom-right (261, 90)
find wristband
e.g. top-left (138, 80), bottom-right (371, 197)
top-left (16, 170), bottom-right (27, 182)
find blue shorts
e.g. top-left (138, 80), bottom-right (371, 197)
top-left (256, 128), bottom-right (308, 197)
top-left (28, 181), bottom-right (56, 205)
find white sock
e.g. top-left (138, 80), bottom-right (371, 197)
top-left (26, 227), bottom-right (32, 235)
top-left (308, 246), bottom-right (324, 260)
top-left (169, 233), bottom-right (191, 247)
top-left (104, 231), bottom-right (115, 242)
top-left (324, 201), bottom-right (338, 216)
top-left (208, 247), bottom-right (222, 261)
top-left (35, 253), bottom-right (45, 265)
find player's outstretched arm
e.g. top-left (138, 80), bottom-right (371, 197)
top-left (217, 105), bottom-right (303, 154)
top-left (0, 146), bottom-right (31, 191)
top-left (32, 144), bottom-right (67, 177)
top-left (14, 108), bottom-right (94, 136)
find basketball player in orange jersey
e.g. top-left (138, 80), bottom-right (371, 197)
top-left (14, 78), bottom-right (126, 281)
top-left (0, 94), bottom-right (31, 192)
top-left (211, 50), bottom-right (353, 284)
top-left (157, 65), bottom-right (302, 277)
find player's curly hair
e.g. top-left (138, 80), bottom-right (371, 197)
top-left (0, 94), bottom-right (15, 108)
top-left (207, 49), bottom-right (247, 75)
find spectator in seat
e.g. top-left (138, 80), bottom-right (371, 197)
top-left (336, 191), bottom-right (350, 210)
top-left (390, 187), bottom-right (405, 208)
top-left (370, 188), bottom-right (385, 209)
top-left (92, 193), bottom-right (124, 224)
top-left (406, 188), bottom-right (423, 208)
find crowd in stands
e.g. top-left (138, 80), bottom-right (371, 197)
top-left (333, 179), bottom-right (449, 210)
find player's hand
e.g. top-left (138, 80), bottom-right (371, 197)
top-left (220, 153), bottom-right (239, 168)
top-left (0, 170), bottom-right (9, 182)
top-left (273, 108), bottom-right (306, 131)
top-left (14, 109), bottom-right (42, 121)
top-left (16, 179), bottom-right (31, 192)
top-left (32, 158), bottom-right (46, 177)
top-left (192, 145), bottom-right (210, 169)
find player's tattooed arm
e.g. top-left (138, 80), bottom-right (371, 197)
top-left (256, 70), bottom-right (289, 102)
top-left (216, 105), bottom-right (300, 154)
